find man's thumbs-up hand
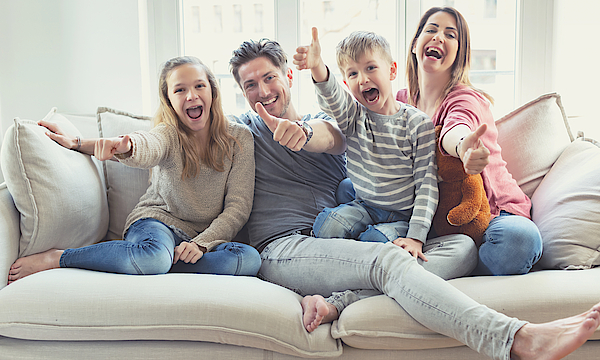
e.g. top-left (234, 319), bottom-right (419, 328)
top-left (256, 102), bottom-right (306, 152)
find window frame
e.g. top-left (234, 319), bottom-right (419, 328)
top-left (142, 0), bottom-right (553, 116)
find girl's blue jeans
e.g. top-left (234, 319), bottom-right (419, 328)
top-left (60, 218), bottom-right (261, 276)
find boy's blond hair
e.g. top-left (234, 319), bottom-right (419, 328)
top-left (336, 31), bottom-right (393, 75)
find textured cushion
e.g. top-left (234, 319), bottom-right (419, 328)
top-left (531, 138), bottom-right (600, 270)
top-left (495, 93), bottom-right (573, 198)
top-left (0, 270), bottom-right (342, 358)
top-left (0, 108), bottom-right (108, 257)
top-left (97, 107), bottom-right (152, 240)
top-left (332, 268), bottom-right (600, 350)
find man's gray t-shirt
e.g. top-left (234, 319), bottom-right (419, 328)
top-left (234, 111), bottom-right (347, 252)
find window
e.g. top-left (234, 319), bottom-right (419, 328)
top-left (297, 0), bottom-right (399, 115)
top-left (191, 6), bottom-right (201, 33)
top-left (214, 5), bottom-right (223, 33)
top-left (180, 0), bottom-right (517, 118)
top-left (417, 0), bottom-right (517, 118)
top-left (233, 4), bottom-right (243, 33)
top-left (254, 4), bottom-right (264, 32)
top-left (181, 0), bottom-right (275, 116)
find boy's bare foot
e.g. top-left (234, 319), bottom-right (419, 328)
top-left (511, 302), bottom-right (600, 360)
top-left (8, 249), bottom-right (64, 284)
top-left (301, 294), bottom-right (339, 332)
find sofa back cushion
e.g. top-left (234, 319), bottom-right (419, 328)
top-left (97, 107), bottom-right (153, 240)
top-left (0, 108), bottom-right (108, 257)
top-left (495, 93), bottom-right (573, 198)
top-left (531, 138), bottom-right (600, 269)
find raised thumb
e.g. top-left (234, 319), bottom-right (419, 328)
top-left (256, 102), bottom-right (278, 132)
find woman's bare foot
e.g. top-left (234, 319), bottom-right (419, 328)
top-left (8, 249), bottom-right (64, 284)
top-left (301, 294), bottom-right (339, 332)
top-left (511, 302), bottom-right (600, 360)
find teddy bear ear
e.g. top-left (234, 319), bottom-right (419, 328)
top-left (434, 125), bottom-right (443, 140)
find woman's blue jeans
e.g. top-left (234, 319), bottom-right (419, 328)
top-left (472, 211), bottom-right (543, 275)
top-left (60, 218), bottom-right (261, 276)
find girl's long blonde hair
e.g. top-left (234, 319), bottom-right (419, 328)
top-left (406, 6), bottom-right (493, 108)
top-left (155, 56), bottom-right (237, 179)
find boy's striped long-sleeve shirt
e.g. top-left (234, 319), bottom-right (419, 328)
top-left (314, 75), bottom-right (438, 243)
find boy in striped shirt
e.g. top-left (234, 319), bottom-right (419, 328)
top-left (293, 28), bottom-right (441, 264)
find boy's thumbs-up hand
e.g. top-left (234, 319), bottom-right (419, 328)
top-left (293, 27), bottom-right (322, 71)
top-left (256, 102), bottom-right (306, 152)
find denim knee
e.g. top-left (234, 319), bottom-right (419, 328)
top-left (231, 243), bottom-right (262, 276)
top-left (313, 208), bottom-right (352, 238)
top-left (358, 225), bottom-right (391, 243)
top-left (132, 241), bottom-right (174, 275)
top-left (479, 215), bottom-right (543, 275)
top-left (124, 219), bottom-right (176, 275)
top-left (335, 178), bottom-right (355, 204)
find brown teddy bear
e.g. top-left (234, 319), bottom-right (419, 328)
top-left (432, 125), bottom-right (490, 247)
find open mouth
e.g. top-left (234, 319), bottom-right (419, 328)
top-left (425, 47), bottom-right (443, 60)
top-left (363, 88), bottom-right (380, 104)
top-left (261, 97), bottom-right (277, 106)
top-left (186, 105), bottom-right (203, 119)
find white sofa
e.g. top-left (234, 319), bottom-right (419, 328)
top-left (1, 94), bottom-right (599, 360)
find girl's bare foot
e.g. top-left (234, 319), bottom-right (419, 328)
top-left (8, 249), bottom-right (64, 284)
top-left (511, 302), bottom-right (600, 360)
top-left (301, 294), bottom-right (339, 332)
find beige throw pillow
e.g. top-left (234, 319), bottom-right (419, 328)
top-left (97, 107), bottom-right (152, 240)
top-left (495, 93), bottom-right (573, 198)
top-left (0, 108), bottom-right (108, 257)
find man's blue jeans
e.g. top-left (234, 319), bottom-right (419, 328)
top-left (258, 235), bottom-right (525, 360)
top-left (60, 218), bottom-right (261, 276)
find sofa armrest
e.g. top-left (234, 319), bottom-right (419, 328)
top-left (0, 182), bottom-right (19, 289)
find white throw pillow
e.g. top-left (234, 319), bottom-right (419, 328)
top-left (0, 108), bottom-right (108, 257)
top-left (531, 138), bottom-right (600, 270)
top-left (97, 107), bottom-right (152, 240)
top-left (495, 93), bottom-right (573, 198)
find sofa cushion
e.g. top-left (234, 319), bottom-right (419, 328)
top-left (495, 93), bottom-right (573, 198)
top-left (97, 107), bottom-right (152, 240)
top-left (0, 108), bottom-right (108, 257)
top-left (531, 138), bottom-right (600, 270)
top-left (332, 268), bottom-right (600, 350)
top-left (0, 269), bottom-right (342, 358)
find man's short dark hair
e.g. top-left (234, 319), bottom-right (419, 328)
top-left (229, 38), bottom-right (288, 86)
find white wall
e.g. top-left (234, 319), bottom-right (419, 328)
top-left (551, 0), bottom-right (600, 139)
top-left (0, 0), bottom-right (147, 182)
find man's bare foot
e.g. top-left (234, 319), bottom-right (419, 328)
top-left (511, 302), bottom-right (600, 360)
top-left (301, 294), bottom-right (339, 332)
top-left (8, 249), bottom-right (64, 284)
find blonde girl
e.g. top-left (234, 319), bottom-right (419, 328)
top-left (9, 56), bottom-right (260, 282)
